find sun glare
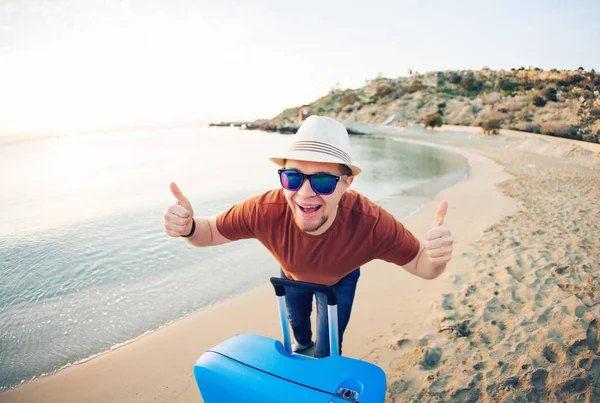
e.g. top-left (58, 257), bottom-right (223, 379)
top-left (0, 9), bottom-right (319, 134)
top-left (4, 48), bottom-right (315, 132)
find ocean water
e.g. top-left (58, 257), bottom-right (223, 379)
top-left (0, 126), bottom-right (468, 390)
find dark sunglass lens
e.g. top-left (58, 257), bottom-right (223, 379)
top-left (311, 174), bottom-right (337, 195)
top-left (281, 170), bottom-right (303, 190)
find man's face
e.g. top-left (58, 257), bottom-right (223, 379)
top-left (282, 160), bottom-right (353, 235)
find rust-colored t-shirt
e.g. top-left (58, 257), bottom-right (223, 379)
top-left (216, 189), bottom-right (421, 286)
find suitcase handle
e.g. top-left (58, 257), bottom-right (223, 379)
top-left (269, 277), bottom-right (340, 356)
top-left (270, 277), bottom-right (338, 305)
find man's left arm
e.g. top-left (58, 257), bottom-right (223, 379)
top-left (402, 201), bottom-right (453, 280)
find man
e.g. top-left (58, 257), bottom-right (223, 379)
top-left (164, 115), bottom-right (453, 358)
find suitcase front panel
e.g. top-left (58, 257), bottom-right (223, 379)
top-left (195, 351), bottom-right (335, 403)
top-left (195, 334), bottom-right (386, 402)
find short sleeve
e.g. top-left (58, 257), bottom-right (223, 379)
top-left (216, 195), bottom-right (259, 241)
top-left (374, 207), bottom-right (421, 266)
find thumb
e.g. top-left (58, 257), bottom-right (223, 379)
top-left (170, 182), bottom-right (193, 210)
top-left (433, 200), bottom-right (448, 227)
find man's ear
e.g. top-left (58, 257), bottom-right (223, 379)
top-left (346, 175), bottom-right (354, 187)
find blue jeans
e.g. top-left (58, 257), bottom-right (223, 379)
top-left (280, 268), bottom-right (360, 358)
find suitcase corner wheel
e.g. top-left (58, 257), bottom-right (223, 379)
top-left (194, 277), bottom-right (387, 402)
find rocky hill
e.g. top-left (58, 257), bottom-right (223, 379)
top-left (269, 68), bottom-right (600, 143)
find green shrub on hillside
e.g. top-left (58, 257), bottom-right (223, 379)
top-left (437, 72), bottom-right (447, 86)
top-left (449, 72), bottom-right (462, 85)
top-left (408, 80), bottom-right (423, 93)
top-left (460, 74), bottom-right (482, 92)
top-left (512, 122), bottom-right (541, 133)
top-left (437, 102), bottom-right (447, 115)
top-left (543, 87), bottom-right (558, 102)
top-left (375, 84), bottom-right (393, 97)
top-left (424, 113), bottom-right (443, 129)
top-left (437, 86), bottom-right (459, 96)
top-left (532, 95), bottom-right (547, 107)
top-left (482, 118), bottom-right (502, 135)
top-left (273, 107), bottom-right (300, 121)
top-left (540, 122), bottom-right (578, 138)
top-left (499, 79), bottom-right (519, 93)
top-left (567, 75), bottom-right (586, 85)
top-left (340, 92), bottom-right (358, 108)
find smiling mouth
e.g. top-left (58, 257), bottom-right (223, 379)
top-left (299, 205), bottom-right (321, 213)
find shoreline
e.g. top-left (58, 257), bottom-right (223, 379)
top-left (0, 129), bottom-right (514, 402)
top-left (1, 126), bottom-right (598, 402)
top-left (0, 126), bottom-right (466, 392)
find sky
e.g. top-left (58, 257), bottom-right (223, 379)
top-left (0, 0), bottom-right (599, 134)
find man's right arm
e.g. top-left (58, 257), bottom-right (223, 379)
top-left (182, 216), bottom-right (232, 247)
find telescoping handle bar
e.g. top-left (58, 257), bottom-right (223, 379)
top-left (269, 277), bottom-right (340, 356)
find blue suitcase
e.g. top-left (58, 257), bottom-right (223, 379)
top-left (194, 277), bottom-right (387, 402)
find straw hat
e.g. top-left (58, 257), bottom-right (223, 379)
top-left (269, 115), bottom-right (362, 176)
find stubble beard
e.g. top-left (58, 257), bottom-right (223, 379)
top-left (297, 214), bottom-right (329, 234)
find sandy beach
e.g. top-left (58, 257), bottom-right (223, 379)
top-left (1, 126), bottom-right (599, 403)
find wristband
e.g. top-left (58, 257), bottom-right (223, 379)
top-left (181, 218), bottom-right (196, 238)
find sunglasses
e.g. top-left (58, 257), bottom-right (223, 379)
top-left (278, 169), bottom-right (349, 195)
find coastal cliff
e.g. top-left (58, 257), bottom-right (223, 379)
top-left (261, 68), bottom-right (600, 144)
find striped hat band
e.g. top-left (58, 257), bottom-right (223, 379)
top-left (288, 141), bottom-right (352, 165)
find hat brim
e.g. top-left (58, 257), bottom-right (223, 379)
top-left (269, 151), bottom-right (362, 176)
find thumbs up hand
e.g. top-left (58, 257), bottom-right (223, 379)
top-left (424, 201), bottom-right (453, 268)
top-left (164, 182), bottom-right (195, 237)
